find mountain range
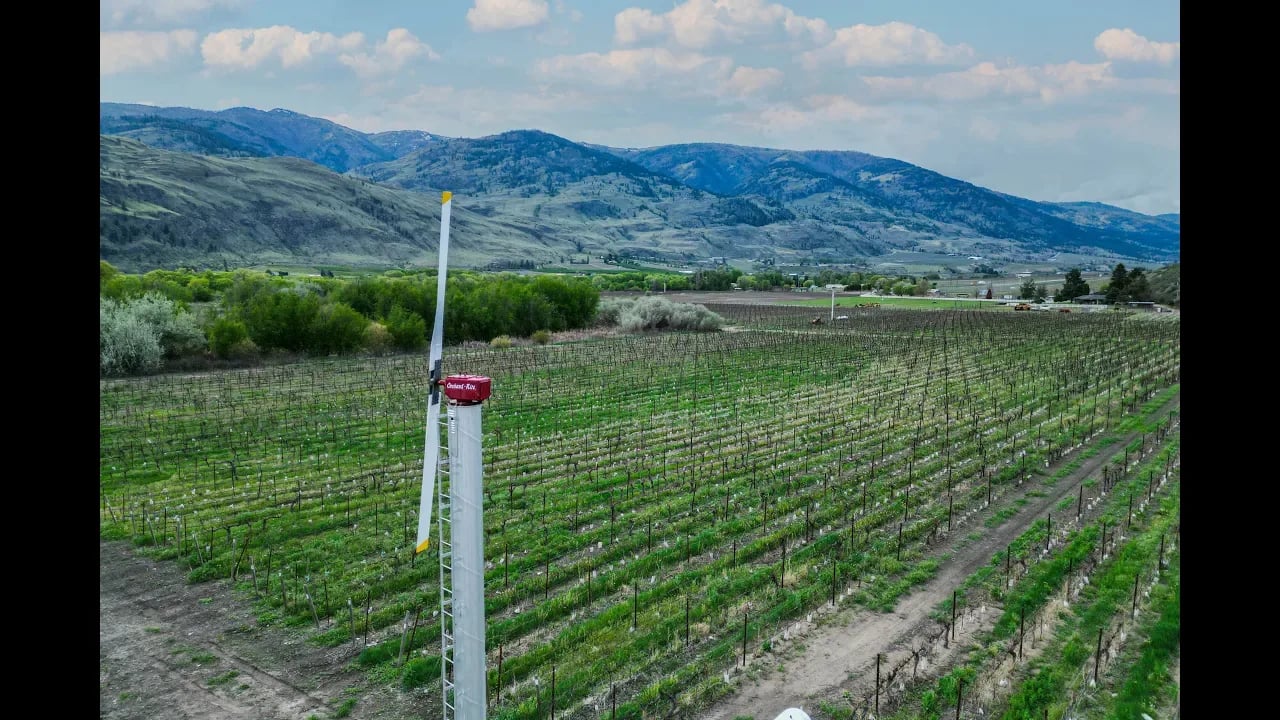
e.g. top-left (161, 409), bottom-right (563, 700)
top-left (99, 103), bottom-right (1179, 273)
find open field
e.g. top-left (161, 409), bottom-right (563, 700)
top-left (100, 303), bottom-right (1179, 719)
top-left (779, 296), bottom-right (1000, 311)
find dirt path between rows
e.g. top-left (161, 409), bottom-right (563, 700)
top-left (703, 393), bottom-right (1179, 720)
top-left (99, 540), bottom-right (431, 720)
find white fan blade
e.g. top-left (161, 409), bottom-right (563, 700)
top-left (416, 191), bottom-right (452, 553)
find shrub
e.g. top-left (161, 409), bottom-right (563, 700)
top-left (385, 305), bottom-right (426, 350)
top-left (100, 292), bottom-right (208, 374)
top-left (596, 297), bottom-right (629, 326)
top-left (490, 335), bottom-right (512, 349)
top-left (598, 296), bottom-right (724, 332)
top-left (128, 292), bottom-right (207, 358)
top-left (226, 337), bottom-right (260, 360)
top-left (363, 321), bottom-right (393, 353)
top-left (240, 286), bottom-right (321, 351)
top-left (187, 277), bottom-right (214, 302)
top-left (100, 298), bottom-right (163, 376)
top-left (309, 302), bottom-right (368, 355)
top-left (207, 316), bottom-right (250, 358)
top-left (531, 329), bottom-right (552, 345)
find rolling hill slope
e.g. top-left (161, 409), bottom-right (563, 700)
top-left (99, 103), bottom-right (1180, 270)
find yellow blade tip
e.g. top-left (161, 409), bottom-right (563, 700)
top-left (441, 191), bottom-right (452, 204)
top-left (415, 539), bottom-right (431, 554)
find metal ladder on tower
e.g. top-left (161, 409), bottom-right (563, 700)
top-left (437, 407), bottom-right (455, 720)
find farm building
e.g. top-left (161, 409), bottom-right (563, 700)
top-left (1073, 293), bottom-right (1108, 305)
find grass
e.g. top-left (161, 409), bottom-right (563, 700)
top-left (985, 506), bottom-right (1020, 528)
top-left (334, 697), bottom-right (358, 717)
top-left (818, 700), bottom-right (854, 719)
top-left (1109, 578), bottom-right (1180, 717)
top-left (207, 669), bottom-right (240, 687)
top-left (189, 650), bottom-right (218, 665)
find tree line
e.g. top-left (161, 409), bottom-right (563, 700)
top-left (1019, 264), bottom-right (1177, 305)
top-left (100, 262), bottom-right (599, 375)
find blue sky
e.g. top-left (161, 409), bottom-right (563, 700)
top-left (101, 1), bottom-right (1179, 214)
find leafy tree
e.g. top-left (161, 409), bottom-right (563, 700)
top-left (309, 302), bottom-right (368, 355)
top-left (207, 316), bottom-right (250, 358)
top-left (1033, 284), bottom-right (1047, 302)
top-left (240, 286), bottom-right (322, 351)
top-left (1104, 263), bottom-right (1129, 303)
top-left (100, 260), bottom-right (120, 286)
top-left (692, 267), bottom-right (741, 291)
top-left (384, 305), bottom-right (426, 350)
top-left (1125, 268), bottom-right (1152, 302)
top-left (187, 277), bottom-right (214, 302)
top-left (1019, 278), bottom-right (1037, 300)
top-left (914, 278), bottom-right (932, 296)
top-left (1058, 268), bottom-right (1090, 301)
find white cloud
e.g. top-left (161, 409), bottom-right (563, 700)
top-left (1094, 28), bottom-right (1179, 64)
top-left (800, 21), bottom-right (974, 68)
top-left (467, 0), bottom-right (549, 32)
top-left (554, 0), bottom-right (583, 22)
top-left (721, 66), bottom-right (783, 96)
top-left (534, 48), bottom-right (734, 89)
top-left (101, 0), bottom-right (246, 29)
top-left (101, 30), bottom-right (198, 75)
top-left (535, 47), bottom-right (785, 100)
top-left (860, 60), bottom-right (1175, 103)
top-left (614, 8), bottom-right (665, 45)
top-left (339, 29), bottom-right (438, 78)
top-left (614, 0), bottom-right (831, 49)
top-left (201, 26), bottom-right (364, 70)
top-left (719, 96), bottom-right (943, 158)
top-left (324, 84), bottom-right (596, 136)
top-left (1009, 105), bottom-right (1166, 146)
top-left (741, 94), bottom-right (885, 131)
